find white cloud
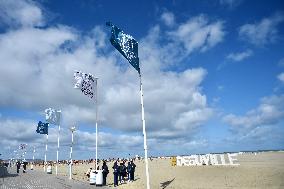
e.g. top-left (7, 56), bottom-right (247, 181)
top-left (160, 11), bottom-right (175, 27)
top-left (0, 0), bottom-right (44, 28)
top-left (226, 49), bottom-right (253, 62)
top-left (239, 13), bottom-right (284, 46)
top-left (277, 73), bottom-right (284, 83)
top-left (168, 15), bottom-right (225, 55)
top-left (223, 95), bottom-right (284, 134)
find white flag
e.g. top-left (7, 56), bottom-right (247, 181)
top-left (45, 108), bottom-right (61, 125)
top-left (74, 70), bottom-right (97, 100)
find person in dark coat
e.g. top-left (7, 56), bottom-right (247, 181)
top-left (127, 161), bottom-right (131, 182)
top-left (130, 160), bottom-right (136, 181)
top-left (23, 161), bottom-right (27, 173)
top-left (16, 161), bottom-right (21, 173)
top-left (119, 162), bottom-right (126, 184)
top-left (112, 161), bottom-right (119, 187)
top-left (102, 161), bottom-right (109, 186)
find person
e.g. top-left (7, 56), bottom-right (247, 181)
top-left (112, 161), bottom-right (119, 187)
top-left (130, 160), bottom-right (136, 181)
top-left (127, 161), bottom-right (131, 182)
top-left (23, 161), bottom-right (27, 173)
top-left (85, 167), bottom-right (92, 178)
top-left (119, 162), bottom-right (126, 184)
top-left (102, 161), bottom-right (109, 186)
top-left (16, 161), bottom-right (21, 173)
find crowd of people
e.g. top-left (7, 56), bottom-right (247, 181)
top-left (112, 159), bottom-right (136, 187)
top-left (85, 159), bottom-right (136, 187)
top-left (11, 157), bottom-right (137, 187)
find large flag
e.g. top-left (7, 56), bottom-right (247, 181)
top-left (74, 70), bottom-right (97, 100)
top-left (36, 121), bottom-right (48, 135)
top-left (45, 108), bottom-right (61, 125)
top-left (106, 22), bottom-right (140, 74)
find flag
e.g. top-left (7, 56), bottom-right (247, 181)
top-left (74, 70), bottom-right (97, 100)
top-left (45, 108), bottom-right (61, 125)
top-left (36, 121), bottom-right (48, 135)
top-left (19, 144), bottom-right (26, 150)
top-left (106, 22), bottom-right (140, 74)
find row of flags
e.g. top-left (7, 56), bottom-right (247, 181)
top-left (35, 21), bottom-right (139, 131)
top-left (36, 70), bottom-right (97, 135)
top-left (35, 21), bottom-right (139, 133)
top-left (33, 21), bottom-right (145, 181)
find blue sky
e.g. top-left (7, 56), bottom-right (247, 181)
top-left (0, 0), bottom-right (284, 161)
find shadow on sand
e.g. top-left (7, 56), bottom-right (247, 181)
top-left (160, 178), bottom-right (175, 189)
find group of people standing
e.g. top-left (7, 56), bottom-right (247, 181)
top-left (85, 159), bottom-right (136, 187)
top-left (16, 161), bottom-right (28, 173)
top-left (112, 160), bottom-right (136, 187)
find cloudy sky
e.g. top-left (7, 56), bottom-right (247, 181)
top-left (0, 0), bottom-right (283, 161)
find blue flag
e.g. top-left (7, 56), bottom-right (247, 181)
top-left (106, 22), bottom-right (140, 74)
top-left (36, 121), bottom-right (48, 135)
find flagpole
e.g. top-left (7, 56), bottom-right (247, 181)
top-left (69, 127), bottom-right (76, 180)
top-left (139, 73), bottom-right (150, 189)
top-left (33, 146), bottom-right (35, 162)
top-left (44, 134), bottom-right (48, 172)
top-left (95, 78), bottom-right (98, 171)
top-left (32, 146), bottom-right (35, 170)
top-left (56, 124), bottom-right (60, 175)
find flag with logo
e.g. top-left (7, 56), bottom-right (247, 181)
top-left (45, 108), bottom-right (61, 125)
top-left (106, 22), bottom-right (140, 74)
top-left (74, 70), bottom-right (97, 100)
top-left (19, 144), bottom-right (26, 150)
top-left (36, 121), bottom-right (48, 135)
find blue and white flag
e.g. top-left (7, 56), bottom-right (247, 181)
top-left (74, 70), bottom-right (97, 100)
top-left (106, 22), bottom-right (140, 74)
top-left (36, 121), bottom-right (48, 135)
top-left (45, 108), bottom-right (61, 125)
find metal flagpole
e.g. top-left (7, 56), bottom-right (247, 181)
top-left (44, 134), bottom-right (48, 172)
top-left (69, 126), bottom-right (76, 180)
top-left (56, 124), bottom-right (61, 175)
top-left (139, 73), bottom-right (150, 189)
top-left (33, 146), bottom-right (35, 162)
top-left (69, 131), bottom-right (73, 179)
top-left (32, 146), bottom-right (35, 170)
top-left (95, 78), bottom-right (98, 171)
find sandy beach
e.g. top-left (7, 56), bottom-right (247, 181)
top-left (32, 151), bottom-right (284, 189)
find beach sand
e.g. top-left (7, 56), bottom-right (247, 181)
top-left (34, 151), bottom-right (284, 188)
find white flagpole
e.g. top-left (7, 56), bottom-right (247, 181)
top-left (139, 73), bottom-right (150, 189)
top-left (95, 78), bottom-right (98, 171)
top-left (69, 128), bottom-right (74, 179)
top-left (33, 146), bottom-right (35, 162)
top-left (44, 134), bottom-right (48, 172)
top-left (31, 146), bottom-right (35, 170)
top-left (56, 124), bottom-right (60, 175)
